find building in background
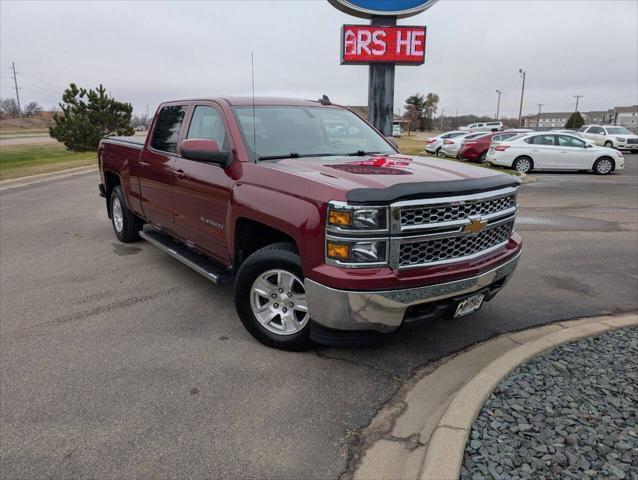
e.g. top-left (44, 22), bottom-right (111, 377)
top-left (522, 106), bottom-right (637, 130)
top-left (608, 105), bottom-right (638, 130)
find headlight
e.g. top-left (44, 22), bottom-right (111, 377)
top-left (616, 137), bottom-right (626, 142)
top-left (326, 237), bottom-right (388, 267)
top-left (327, 202), bottom-right (388, 233)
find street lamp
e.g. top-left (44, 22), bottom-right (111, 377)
top-left (495, 90), bottom-right (502, 120)
top-left (518, 69), bottom-right (526, 128)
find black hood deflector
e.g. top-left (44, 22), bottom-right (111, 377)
top-left (346, 174), bottom-right (521, 204)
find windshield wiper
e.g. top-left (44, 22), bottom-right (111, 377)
top-left (345, 150), bottom-right (384, 156)
top-left (258, 153), bottom-right (343, 161)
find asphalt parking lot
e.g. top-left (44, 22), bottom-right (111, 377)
top-left (1, 155), bottom-right (637, 479)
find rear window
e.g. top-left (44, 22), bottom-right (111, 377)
top-left (151, 105), bottom-right (187, 153)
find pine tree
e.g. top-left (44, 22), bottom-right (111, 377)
top-left (49, 84), bottom-right (134, 151)
top-left (564, 111), bottom-right (584, 129)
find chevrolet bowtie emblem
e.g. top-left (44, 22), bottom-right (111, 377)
top-left (464, 218), bottom-right (487, 234)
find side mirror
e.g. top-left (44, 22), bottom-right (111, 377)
top-left (585, 143), bottom-right (593, 148)
top-left (181, 139), bottom-right (231, 167)
top-left (385, 136), bottom-right (399, 150)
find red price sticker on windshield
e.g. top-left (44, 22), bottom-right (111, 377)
top-left (341, 25), bottom-right (426, 65)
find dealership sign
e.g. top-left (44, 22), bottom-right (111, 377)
top-left (341, 25), bottom-right (426, 64)
top-left (329, 0), bottom-right (439, 18)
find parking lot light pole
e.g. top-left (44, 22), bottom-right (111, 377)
top-left (536, 103), bottom-right (543, 130)
top-left (495, 90), bottom-right (502, 120)
top-left (518, 69), bottom-right (526, 128)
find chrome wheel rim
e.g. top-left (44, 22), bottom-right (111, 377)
top-left (250, 269), bottom-right (309, 335)
top-left (516, 158), bottom-right (531, 173)
top-left (597, 159), bottom-right (612, 174)
top-left (437, 149), bottom-right (446, 158)
top-left (112, 197), bottom-right (124, 232)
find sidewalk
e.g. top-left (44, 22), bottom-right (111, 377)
top-left (348, 314), bottom-right (638, 480)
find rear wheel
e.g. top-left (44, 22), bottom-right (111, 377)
top-left (512, 156), bottom-right (533, 174)
top-left (234, 243), bottom-right (312, 351)
top-left (110, 186), bottom-right (142, 242)
top-left (593, 157), bottom-right (614, 175)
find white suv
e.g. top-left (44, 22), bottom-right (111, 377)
top-left (460, 121), bottom-right (503, 132)
top-left (580, 125), bottom-right (638, 152)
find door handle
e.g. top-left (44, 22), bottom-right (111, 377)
top-left (138, 161), bottom-right (150, 167)
top-left (174, 169), bottom-right (185, 179)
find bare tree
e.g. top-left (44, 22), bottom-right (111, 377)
top-left (1, 98), bottom-right (21, 118)
top-left (24, 101), bottom-right (43, 117)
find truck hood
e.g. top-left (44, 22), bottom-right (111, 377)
top-left (260, 154), bottom-right (520, 203)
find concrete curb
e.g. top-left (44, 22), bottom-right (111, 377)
top-left (0, 165), bottom-right (97, 191)
top-left (351, 314), bottom-right (638, 480)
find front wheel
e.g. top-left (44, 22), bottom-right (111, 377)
top-left (234, 243), bottom-right (312, 351)
top-left (110, 186), bottom-right (142, 242)
top-left (593, 157), bottom-right (614, 175)
top-left (436, 148), bottom-right (446, 158)
top-left (479, 151), bottom-right (488, 165)
top-left (604, 141), bottom-right (614, 148)
top-left (512, 156), bottom-right (533, 174)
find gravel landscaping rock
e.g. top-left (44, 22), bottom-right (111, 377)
top-left (461, 327), bottom-right (638, 480)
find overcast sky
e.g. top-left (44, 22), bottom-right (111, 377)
top-left (1, 0), bottom-right (637, 119)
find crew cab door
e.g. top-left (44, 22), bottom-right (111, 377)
top-left (136, 104), bottom-right (188, 229)
top-left (172, 104), bottom-right (233, 264)
top-left (585, 126), bottom-right (605, 145)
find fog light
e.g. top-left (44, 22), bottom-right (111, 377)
top-left (327, 241), bottom-right (350, 260)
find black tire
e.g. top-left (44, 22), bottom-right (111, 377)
top-left (512, 156), bottom-right (533, 174)
top-left (234, 243), bottom-right (312, 351)
top-left (593, 157), bottom-right (615, 175)
top-left (604, 141), bottom-right (613, 148)
top-left (479, 151), bottom-right (487, 164)
top-left (110, 186), bottom-right (142, 242)
top-left (436, 147), bottom-right (445, 158)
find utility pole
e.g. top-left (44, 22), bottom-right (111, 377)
top-left (518, 69), bottom-right (526, 128)
top-left (440, 108), bottom-right (445, 131)
top-left (495, 90), bottom-right (502, 120)
top-left (11, 61), bottom-right (23, 127)
top-left (573, 95), bottom-right (584, 112)
top-left (536, 103), bottom-right (543, 130)
top-left (455, 108), bottom-right (458, 129)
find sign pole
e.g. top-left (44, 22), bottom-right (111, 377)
top-left (367, 15), bottom-right (396, 136)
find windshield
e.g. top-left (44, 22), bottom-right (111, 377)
top-left (232, 106), bottom-right (395, 160)
top-left (605, 127), bottom-right (631, 135)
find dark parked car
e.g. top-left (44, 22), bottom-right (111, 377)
top-left (459, 130), bottom-right (528, 163)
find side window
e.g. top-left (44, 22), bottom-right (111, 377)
top-left (527, 135), bottom-right (556, 145)
top-left (187, 106), bottom-right (228, 149)
top-left (590, 126), bottom-right (603, 134)
top-left (578, 126), bottom-right (587, 132)
top-left (558, 135), bottom-right (585, 148)
top-left (151, 105), bottom-right (187, 153)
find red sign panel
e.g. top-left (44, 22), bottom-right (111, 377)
top-left (341, 25), bottom-right (426, 65)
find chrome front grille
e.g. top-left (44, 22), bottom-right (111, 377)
top-left (398, 221), bottom-right (514, 268)
top-left (400, 194), bottom-right (516, 227)
top-left (388, 186), bottom-right (519, 269)
top-left (627, 138), bottom-right (638, 145)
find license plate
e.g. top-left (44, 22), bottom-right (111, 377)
top-left (454, 294), bottom-right (485, 318)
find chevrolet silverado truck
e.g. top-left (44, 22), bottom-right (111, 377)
top-left (98, 97), bottom-right (522, 350)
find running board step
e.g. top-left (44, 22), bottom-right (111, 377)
top-left (139, 230), bottom-right (231, 285)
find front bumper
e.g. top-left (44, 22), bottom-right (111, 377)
top-left (305, 251), bottom-right (521, 333)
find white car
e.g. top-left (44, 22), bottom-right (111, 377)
top-left (486, 132), bottom-right (624, 175)
top-left (579, 125), bottom-right (638, 152)
top-left (459, 121), bottom-right (504, 132)
top-left (440, 132), bottom-right (487, 158)
top-left (425, 130), bottom-right (466, 156)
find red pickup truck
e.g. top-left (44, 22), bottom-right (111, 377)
top-left (98, 97), bottom-right (522, 350)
